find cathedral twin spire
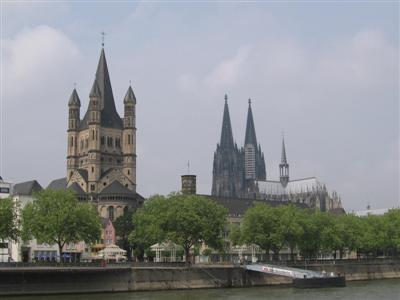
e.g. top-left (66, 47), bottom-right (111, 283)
top-left (244, 98), bottom-right (257, 147)
top-left (219, 94), bottom-right (235, 150)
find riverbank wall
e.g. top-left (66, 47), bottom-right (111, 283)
top-left (0, 260), bottom-right (399, 296)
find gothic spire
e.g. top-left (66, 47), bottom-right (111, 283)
top-left (68, 88), bottom-right (81, 106)
top-left (281, 136), bottom-right (287, 164)
top-left (124, 85), bottom-right (136, 104)
top-left (245, 98), bottom-right (257, 146)
top-left (89, 79), bottom-right (101, 98)
top-left (279, 135), bottom-right (289, 187)
top-left (219, 94), bottom-right (234, 149)
top-left (79, 48), bottom-right (123, 130)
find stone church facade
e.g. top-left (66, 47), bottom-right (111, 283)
top-left (49, 47), bottom-right (143, 220)
top-left (212, 95), bottom-right (343, 212)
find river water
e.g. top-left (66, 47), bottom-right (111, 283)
top-left (4, 279), bottom-right (400, 300)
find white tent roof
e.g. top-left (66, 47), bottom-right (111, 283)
top-left (150, 241), bottom-right (181, 251)
top-left (98, 244), bottom-right (127, 255)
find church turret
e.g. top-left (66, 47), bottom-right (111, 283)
top-left (279, 137), bottom-right (289, 187)
top-left (67, 88), bottom-right (81, 181)
top-left (122, 85), bottom-right (136, 191)
top-left (87, 79), bottom-right (102, 192)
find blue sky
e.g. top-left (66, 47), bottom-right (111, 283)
top-left (1, 1), bottom-right (399, 211)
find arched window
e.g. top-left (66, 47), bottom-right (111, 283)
top-left (124, 206), bottom-right (128, 215)
top-left (108, 206), bottom-right (114, 221)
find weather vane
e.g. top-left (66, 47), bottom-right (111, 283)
top-left (101, 31), bottom-right (106, 47)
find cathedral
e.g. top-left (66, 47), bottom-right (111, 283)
top-left (211, 95), bottom-right (342, 212)
top-left (48, 46), bottom-right (144, 220)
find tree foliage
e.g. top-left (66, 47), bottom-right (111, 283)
top-left (22, 189), bottom-right (101, 260)
top-left (235, 204), bottom-right (400, 260)
top-left (130, 193), bottom-right (228, 263)
top-left (114, 210), bottom-right (135, 258)
top-left (0, 197), bottom-right (19, 241)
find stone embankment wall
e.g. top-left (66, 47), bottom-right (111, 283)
top-left (307, 260), bottom-right (400, 281)
top-left (0, 260), bottom-right (399, 296)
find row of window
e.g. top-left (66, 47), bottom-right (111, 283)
top-left (70, 134), bottom-right (134, 149)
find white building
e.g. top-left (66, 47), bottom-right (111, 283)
top-left (0, 176), bottom-right (13, 262)
top-left (0, 176), bottom-right (12, 199)
top-left (11, 180), bottom-right (59, 262)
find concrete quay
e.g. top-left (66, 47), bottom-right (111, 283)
top-left (0, 260), bottom-right (399, 296)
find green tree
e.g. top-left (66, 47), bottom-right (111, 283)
top-left (129, 195), bottom-right (170, 253)
top-left (298, 211), bottom-right (331, 259)
top-left (228, 223), bottom-right (242, 247)
top-left (241, 202), bottom-right (276, 258)
top-left (0, 197), bottom-right (19, 241)
top-left (114, 210), bottom-right (134, 259)
top-left (130, 193), bottom-right (228, 264)
top-left (358, 214), bottom-right (386, 257)
top-left (279, 204), bottom-right (304, 261)
top-left (383, 209), bottom-right (400, 256)
top-left (22, 189), bottom-right (101, 261)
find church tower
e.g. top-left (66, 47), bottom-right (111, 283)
top-left (211, 95), bottom-right (244, 197)
top-left (122, 85), bottom-right (137, 192)
top-left (67, 88), bottom-right (81, 181)
top-left (64, 45), bottom-right (143, 220)
top-left (279, 137), bottom-right (289, 187)
top-left (87, 79), bottom-right (102, 193)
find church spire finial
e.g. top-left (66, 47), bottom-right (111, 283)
top-left (101, 31), bottom-right (105, 47)
top-left (281, 134), bottom-right (287, 164)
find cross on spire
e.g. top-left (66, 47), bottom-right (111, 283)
top-left (101, 31), bottom-right (106, 47)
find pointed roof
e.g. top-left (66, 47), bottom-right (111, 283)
top-left (124, 85), bottom-right (136, 104)
top-left (89, 79), bottom-right (101, 98)
top-left (281, 137), bottom-right (288, 164)
top-left (100, 180), bottom-right (134, 196)
top-left (68, 88), bottom-right (81, 106)
top-left (69, 182), bottom-right (86, 195)
top-left (79, 48), bottom-right (123, 130)
top-left (219, 94), bottom-right (235, 150)
top-left (244, 98), bottom-right (257, 146)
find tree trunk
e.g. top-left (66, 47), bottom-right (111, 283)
top-left (264, 249), bottom-right (269, 261)
top-left (273, 250), bottom-right (280, 261)
top-left (58, 242), bottom-right (63, 263)
top-left (185, 246), bottom-right (191, 267)
top-left (290, 247), bottom-right (295, 261)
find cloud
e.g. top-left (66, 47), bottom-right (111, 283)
top-left (2, 25), bottom-right (81, 184)
top-left (4, 25), bottom-right (80, 99)
top-left (177, 73), bottom-right (198, 94)
top-left (204, 45), bottom-right (251, 89)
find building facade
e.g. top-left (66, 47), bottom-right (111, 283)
top-left (211, 95), bottom-right (343, 212)
top-left (49, 46), bottom-right (144, 221)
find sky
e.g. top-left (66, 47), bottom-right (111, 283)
top-left (1, 1), bottom-right (399, 212)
